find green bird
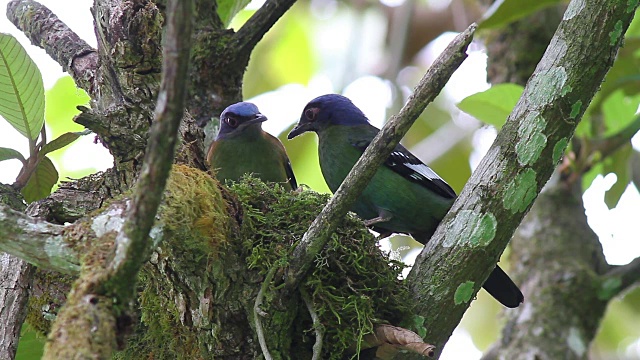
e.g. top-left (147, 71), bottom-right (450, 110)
top-left (207, 102), bottom-right (297, 190)
top-left (288, 94), bottom-right (523, 308)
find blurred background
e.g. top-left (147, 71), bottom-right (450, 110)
top-left (1, 0), bottom-right (639, 358)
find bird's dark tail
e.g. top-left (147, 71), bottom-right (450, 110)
top-left (482, 265), bottom-right (524, 308)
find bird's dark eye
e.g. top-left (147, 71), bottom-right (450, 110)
top-left (226, 116), bottom-right (239, 128)
top-left (305, 108), bottom-right (318, 122)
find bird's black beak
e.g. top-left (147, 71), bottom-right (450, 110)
top-left (288, 122), bottom-right (312, 139)
top-left (247, 113), bottom-right (268, 125)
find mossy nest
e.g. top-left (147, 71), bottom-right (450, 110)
top-left (230, 176), bottom-right (411, 359)
top-left (114, 167), bottom-right (410, 359)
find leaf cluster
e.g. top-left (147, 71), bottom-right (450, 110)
top-left (0, 33), bottom-right (89, 202)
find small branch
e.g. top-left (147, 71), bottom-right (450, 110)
top-left (254, 265), bottom-right (277, 360)
top-left (284, 24), bottom-right (476, 290)
top-left (602, 256), bottom-right (640, 298)
top-left (108, 0), bottom-right (194, 295)
top-left (591, 114), bottom-right (640, 159)
top-left (6, 0), bottom-right (98, 94)
top-left (0, 204), bottom-right (78, 274)
top-left (0, 184), bottom-right (31, 360)
top-left (231, 0), bottom-right (297, 61)
top-left (301, 287), bottom-right (323, 360)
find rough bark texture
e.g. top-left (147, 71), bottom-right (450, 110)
top-left (405, 0), bottom-right (638, 356)
top-left (483, 179), bottom-right (609, 360)
top-left (477, 2), bottom-right (640, 359)
top-left (0, 183), bottom-right (32, 360)
top-left (0, 254), bottom-right (34, 360)
top-left (482, 6), bottom-right (566, 85)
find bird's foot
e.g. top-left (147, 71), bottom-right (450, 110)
top-left (363, 214), bottom-right (392, 226)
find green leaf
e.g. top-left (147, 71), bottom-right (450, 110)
top-left (243, 9), bottom-right (315, 98)
top-left (457, 83), bottom-right (524, 129)
top-left (0, 33), bottom-right (45, 141)
top-left (41, 130), bottom-right (91, 156)
top-left (217, 0), bottom-right (252, 27)
top-left (603, 145), bottom-right (632, 209)
top-left (16, 324), bottom-right (45, 360)
top-left (582, 162), bottom-right (603, 192)
top-left (601, 90), bottom-right (640, 137)
top-left (596, 37), bottom-right (640, 106)
top-left (478, 0), bottom-right (563, 30)
top-left (45, 76), bottom-right (90, 139)
top-left (21, 156), bottom-right (58, 203)
top-left (0, 147), bottom-right (25, 163)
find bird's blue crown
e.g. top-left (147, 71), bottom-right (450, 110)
top-left (221, 102), bottom-right (260, 118)
top-left (307, 94), bottom-right (370, 126)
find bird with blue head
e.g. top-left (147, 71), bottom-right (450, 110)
top-left (207, 102), bottom-right (297, 190)
top-left (288, 94), bottom-right (523, 308)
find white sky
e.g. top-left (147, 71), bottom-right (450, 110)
top-left (1, 2), bottom-right (640, 358)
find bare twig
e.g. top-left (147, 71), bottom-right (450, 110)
top-left (231, 0), bottom-right (297, 61)
top-left (6, 0), bottom-right (98, 93)
top-left (254, 265), bottom-right (277, 360)
top-left (108, 0), bottom-right (194, 295)
top-left (284, 24), bottom-right (477, 291)
top-left (602, 256), bottom-right (640, 299)
top-left (301, 287), bottom-right (323, 360)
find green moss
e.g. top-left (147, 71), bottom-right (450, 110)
top-left (114, 165), bottom-right (231, 359)
top-left (230, 177), bottom-right (410, 359)
top-left (26, 270), bottom-right (75, 336)
top-left (160, 164), bottom-right (230, 257)
top-left (113, 271), bottom-right (203, 360)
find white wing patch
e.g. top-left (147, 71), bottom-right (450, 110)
top-left (391, 151), bottom-right (443, 181)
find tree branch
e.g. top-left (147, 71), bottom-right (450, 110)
top-left (105, 0), bottom-right (193, 295)
top-left (405, 0), bottom-right (638, 355)
top-left (284, 24), bottom-right (476, 290)
top-left (0, 184), bottom-right (31, 360)
top-left (602, 256), bottom-right (640, 299)
top-left (592, 114), bottom-right (640, 159)
top-left (0, 204), bottom-right (78, 274)
top-left (44, 1), bottom-right (194, 357)
top-left (0, 254), bottom-right (34, 360)
top-left (6, 0), bottom-right (98, 94)
top-left (231, 0), bottom-right (297, 61)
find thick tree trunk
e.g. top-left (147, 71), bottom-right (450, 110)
top-left (483, 179), bottom-right (610, 359)
top-left (404, 0), bottom-right (638, 357)
top-left (479, 2), bottom-right (637, 358)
